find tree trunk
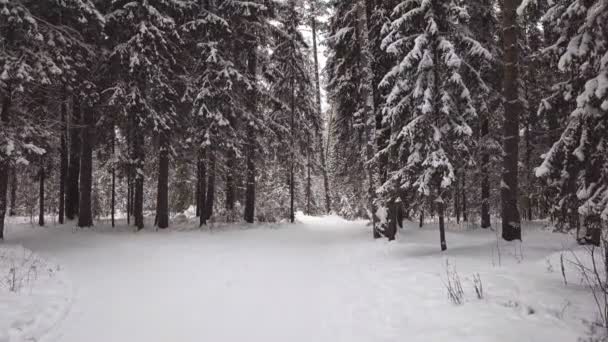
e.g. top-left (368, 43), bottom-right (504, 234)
top-left (244, 46), bottom-right (257, 224)
top-left (501, 0), bottom-right (522, 241)
top-left (111, 124), bottom-right (115, 228)
top-left (306, 134), bottom-right (312, 216)
top-left (0, 162), bottom-right (7, 239)
top-left (133, 115), bottom-right (145, 230)
top-left (58, 94), bottom-right (68, 224)
top-left (198, 152), bottom-right (207, 227)
top-left (438, 197), bottom-right (447, 251)
top-left (480, 112), bottom-right (491, 228)
top-left (127, 169), bottom-right (131, 226)
top-left (310, 2), bottom-right (331, 214)
top-left (0, 82), bottom-right (11, 239)
top-left (356, 0), bottom-right (378, 238)
top-left (78, 107), bottom-right (94, 228)
top-left (204, 150), bottom-right (215, 221)
top-left (454, 175), bottom-right (461, 224)
top-left (9, 167), bottom-right (16, 216)
top-left (66, 98), bottom-right (81, 220)
top-left (289, 77), bottom-right (296, 223)
top-left (461, 170), bottom-right (467, 222)
top-left (156, 132), bottom-right (170, 229)
top-left (225, 150), bottom-right (235, 211)
top-left (244, 125), bottom-right (256, 224)
top-left (419, 209), bottom-right (424, 228)
top-left (196, 160), bottom-right (201, 217)
top-left (38, 161), bottom-right (45, 227)
top-left (385, 199), bottom-right (397, 241)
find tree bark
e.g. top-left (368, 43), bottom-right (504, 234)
top-left (0, 92), bottom-right (11, 239)
top-left (198, 152), bottom-right (207, 227)
top-left (9, 167), bottom-right (16, 216)
top-left (480, 113), bottom-right (491, 228)
top-left (111, 123), bottom-right (116, 228)
top-left (156, 131), bottom-right (170, 229)
top-left (454, 174), bottom-right (461, 224)
top-left (225, 150), bottom-right (236, 211)
top-left (78, 107), bottom-right (94, 228)
top-left (133, 115), bottom-right (145, 230)
top-left (461, 170), bottom-right (467, 222)
top-left (290, 77), bottom-right (296, 223)
top-left (204, 150), bottom-right (215, 221)
top-left (306, 134), bottom-right (312, 215)
top-left (38, 161), bottom-right (45, 227)
top-left (66, 99), bottom-right (81, 220)
top-left (196, 160), bottom-right (201, 217)
top-left (501, 0), bottom-right (522, 241)
top-left (385, 199), bottom-right (397, 241)
top-left (438, 197), bottom-right (447, 251)
top-left (244, 46), bottom-right (257, 224)
top-left (59, 94), bottom-right (68, 224)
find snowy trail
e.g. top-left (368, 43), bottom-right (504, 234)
top-left (5, 216), bottom-right (594, 342)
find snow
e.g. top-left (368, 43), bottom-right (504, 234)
top-left (0, 244), bottom-right (71, 342)
top-left (0, 215), bottom-right (600, 342)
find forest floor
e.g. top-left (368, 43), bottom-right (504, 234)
top-left (0, 214), bottom-right (602, 342)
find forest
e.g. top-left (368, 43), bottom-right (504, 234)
top-left (1, 0), bottom-right (608, 341)
top-left (0, 0), bottom-right (607, 249)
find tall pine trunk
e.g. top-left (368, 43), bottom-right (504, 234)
top-left (438, 196), bottom-right (447, 251)
top-left (461, 170), bottom-right (467, 222)
top-left (198, 152), bottom-right (207, 227)
top-left (38, 160), bottom-right (45, 227)
top-left (58, 93), bottom-right (68, 224)
top-left (195, 160), bottom-right (201, 217)
top-left (156, 131), bottom-right (170, 229)
top-left (501, 0), bottom-right (522, 241)
top-left (244, 46), bottom-right (257, 224)
top-left (204, 150), bottom-right (215, 221)
top-left (9, 167), bottom-right (16, 216)
top-left (306, 134), bottom-right (312, 215)
top-left (132, 129), bottom-right (145, 230)
top-left (133, 115), bottom-right (145, 230)
top-left (0, 90), bottom-right (11, 239)
top-left (111, 122), bottom-right (116, 228)
top-left (66, 99), bottom-right (81, 220)
top-left (480, 113), bottom-right (491, 228)
top-left (454, 174), bottom-right (461, 224)
top-left (78, 108), bottom-right (94, 227)
top-left (225, 150), bottom-right (236, 211)
top-left (289, 77), bottom-right (296, 223)
top-left (310, 2), bottom-right (331, 214)
top-left (356, 0), bottom-right (378, 238)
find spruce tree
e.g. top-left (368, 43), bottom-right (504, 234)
top-left (380, 0), bottom-right (490, 250)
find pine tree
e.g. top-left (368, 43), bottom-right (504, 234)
top-left (268, 0), bottom-right (317, 222)
top-left (325, 0), bottom-right (369, 221)
top-left (380, 0), bottom-right (490, 250)
top-left (536, 0), bottom-right (608, 244)
top-left (105, 0), bottom-right (193, 230)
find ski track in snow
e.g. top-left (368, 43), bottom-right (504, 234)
top-left (1, 215), bottom-right (597, 342)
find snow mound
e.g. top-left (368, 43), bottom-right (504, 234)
top-left (0, 245), bottom-right (72, 342)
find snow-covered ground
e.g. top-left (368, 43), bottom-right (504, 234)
top-left (0, 214), bottom-right (600, 341)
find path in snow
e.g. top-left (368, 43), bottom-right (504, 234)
top-left (5, 215), bottom-right (594, 342)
